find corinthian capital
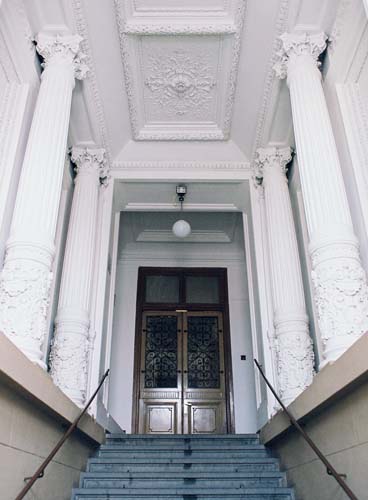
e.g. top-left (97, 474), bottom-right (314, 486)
top-left (254, 147), bottom-right (292, 180)
top-left (71, 147), bottom-right (108, 180)
top-left (36, 33), bottom-right (89, 80)
top-left (274, 32), bottom-right (327, 80)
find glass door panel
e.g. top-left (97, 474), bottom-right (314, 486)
top-left (139, 312), bottom-right (182, 434)
top-left (138, 310), bottom-right (227, 434)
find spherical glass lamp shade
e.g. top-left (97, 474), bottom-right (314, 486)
top-left (172, 219), bottom-right (191, 238)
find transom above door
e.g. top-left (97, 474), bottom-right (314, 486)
top-left (133, 268), bottom-right (234, 434)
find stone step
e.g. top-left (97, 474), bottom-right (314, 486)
top-left (88, 459), bottom-right (280, 474)
top-left (80, 472), bottom-right (285, 489)
top-left (106, 434), bottom-right (259, 440)
top-left (102, 441), bottom-right (261, 450)
top-left (72, 487), bottom-right (295, 499)
top-left (105, 435), bottom-right (260, 446)
top-left (97, 447), bottom-right (268, 459)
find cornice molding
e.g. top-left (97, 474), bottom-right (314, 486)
top-left (112, 160), bottom-right (250, 171)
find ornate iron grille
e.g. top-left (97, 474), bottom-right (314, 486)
top-left (187, 316), bottom-right (220, 389)
top-left (144, 315), bottom-right (178, 388)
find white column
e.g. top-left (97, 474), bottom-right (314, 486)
top-left (50, 147), bottom-right (107, 407)
top-left (0, 33), bottom-right (88, 367)
top-left (255, 147), bottom-right (314, 405)
top-left (275, 32), bottom-right (368, 366)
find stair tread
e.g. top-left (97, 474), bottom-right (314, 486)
top-left (72, 434), bottom-right (294, 500)
top-left (82, 472), bottom-right (284, 478)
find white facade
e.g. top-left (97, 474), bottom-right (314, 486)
top-left (1, 0), bottom-right (368, 496)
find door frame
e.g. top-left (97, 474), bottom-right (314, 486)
top-left (131, 267), bottom-right (235, 433)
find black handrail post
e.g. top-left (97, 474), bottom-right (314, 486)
top-left (14, 369), bottom-right (110, 500)
top-left (254, 359), bottom-right (358, 500)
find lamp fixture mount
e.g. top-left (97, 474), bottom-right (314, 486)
top-left (176, 185), bottom-right (187, 204)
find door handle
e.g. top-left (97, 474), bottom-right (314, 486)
top-left (177, 370), bottom-right (181, 373)
top-left (185, 402), bottom-right (193, 406)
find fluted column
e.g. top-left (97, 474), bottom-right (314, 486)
top-left (0, 33), bottom-right (88, 367)
top-left (50, 147), bottom-right (107, 406)
top-left (255, 147), bottom-right (314, 404)
top-left (275, 32), bottom-right (368, 365)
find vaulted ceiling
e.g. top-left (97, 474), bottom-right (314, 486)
top-left (23, 0), bottom-right (340, 168)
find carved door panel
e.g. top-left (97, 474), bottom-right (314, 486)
top-left (138, 311), bottom-right (226, 434)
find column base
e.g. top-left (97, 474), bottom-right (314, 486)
top-left (50, 310), bottom-right (91, 408)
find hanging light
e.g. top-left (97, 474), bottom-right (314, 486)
top-left (172, 185), bottom-right (191, 238)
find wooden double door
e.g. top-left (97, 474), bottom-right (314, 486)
top-left (138, 310), bottom-right (227, 434)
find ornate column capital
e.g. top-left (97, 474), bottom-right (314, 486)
top-left (35, 33), bottom-right (89, 80)
top-left (71, 147), bottom-right (108, 180)
top-left (254, 146), bottom-right (292, 181)
top-left (273, 32), bottom-right (327, 80)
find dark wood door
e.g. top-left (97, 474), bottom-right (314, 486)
top-left (138, 310), bottom-right (226, 434)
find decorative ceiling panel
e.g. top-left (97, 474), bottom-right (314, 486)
top-left (115, 0), bottom-right (246, 141)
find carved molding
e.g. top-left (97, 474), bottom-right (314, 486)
top-left (250, 0), bottom-right (289, 160)
top-left (112, 160), bottom-right (250, 171)
top-left (35, 33), bottom-right (89, 80)
top-left (123, 22), bottom-right (237, 35)
top-left (71, 0), bottom-right (112, 163)
top-left (273, 32), bottom-right (327, 80)
top-left (115, 0), bottom-right (246, 141)
top-left (132, 0), bottom-right (231, 14)
top-left (329, 0), bottom-right (354, 55)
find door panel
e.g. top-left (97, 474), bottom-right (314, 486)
top-left (138, 312), bottom-right (182, 434)
top-left (138, 311), bottom-right (227, 434)
top-left (183, 312), bottom-right (226, 434)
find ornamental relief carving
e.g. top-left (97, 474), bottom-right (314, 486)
top-left (275, 331), bottom-right (314, 401)
top-left (144, 49), bottom-right (216, 117)
top-left (311, 256), bottom-right (368, 344)
top-left (0, 260), bottom-right (53, 349)
top-left (49, 328), bottom-right (90, 405)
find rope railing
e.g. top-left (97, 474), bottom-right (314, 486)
top-left (254, 359), bottom-right (358, 500)
top-left (14, 369), bottom-right (110, 500)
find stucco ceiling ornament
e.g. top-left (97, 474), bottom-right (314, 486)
top-left (35, 33), bottom-right (89, 80)
top-left (273, 32), bottom-right (327, 80)
top-left (145, 50), bottom-right (216, 117)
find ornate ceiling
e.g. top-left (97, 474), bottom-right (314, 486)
top-left (21, 0), bottom-right (340, 168)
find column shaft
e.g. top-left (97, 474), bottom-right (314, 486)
top-left (0, 33), bottom-right (88, 367)
top-left (275, 33), bottom-right (368, 365)
top-left (256, 147), bottom-right (314, 404)
top-left (50, 148), bottom-right (106, 406)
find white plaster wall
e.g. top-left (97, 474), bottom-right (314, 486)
top-left (108, 216), bottom-right (258, 434)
